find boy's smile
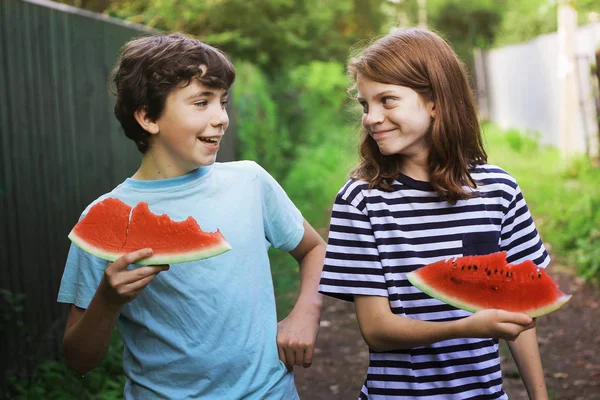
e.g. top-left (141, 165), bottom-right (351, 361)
top-left (134, 79), bottom-right (229, 179)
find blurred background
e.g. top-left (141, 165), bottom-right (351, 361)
top-left (1, 0), bottom-right (599, 398)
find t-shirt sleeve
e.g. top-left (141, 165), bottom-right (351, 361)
top-left (57, 242), bottom-right (108, 309)
top-left (318, 185), bottom-right (387, 302)
top-left (500, 183), bottom-right (550, 268)
top-left (254, 162), bottom-right (305, 252)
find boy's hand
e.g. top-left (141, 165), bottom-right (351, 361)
top-left (98, 248), bottom-right (169, 311)
top-left (276, 304), bottom-right (321, 371)
top-left (463, 309), bottom-right (535, 341)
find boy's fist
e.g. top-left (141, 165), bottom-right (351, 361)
top-left (99, 248), bottom-right (169, 310)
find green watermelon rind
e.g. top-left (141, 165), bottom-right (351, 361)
top-left (406, 271), bottom-right (572, 318)
top-left (68, 230), bottom-right (232, 265)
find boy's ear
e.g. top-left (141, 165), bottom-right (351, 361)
top-left (134, 106), bottom-right (160, 135)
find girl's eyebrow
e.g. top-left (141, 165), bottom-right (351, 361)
top-left (357, 90), bottom-right (399, 102)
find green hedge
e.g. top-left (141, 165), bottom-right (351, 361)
top-left (484, 124), bottom-right (600, 281)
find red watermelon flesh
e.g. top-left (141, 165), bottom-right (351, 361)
top-left (406, 252), bottom-right (571, 317)
top-left (123, 202), bottom-right (231, 264)
top-left (68, 198), bottom-right (131, 261)
top-left (68, 198), bottom-right (231, 265)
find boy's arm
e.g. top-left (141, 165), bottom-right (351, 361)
top-left (507, 327), bottom-right (549, 400)
top-left (63, 248), bottom-right (169, 375)
top-left (354, 295), bottom-right (536, 351)
top-left (276, 220), bottom-right (326, 370)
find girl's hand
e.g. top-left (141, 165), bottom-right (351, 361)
top-left (98, 248), bottom-right (169, 311)
top-left (463, 309), bottom-right (535, 341)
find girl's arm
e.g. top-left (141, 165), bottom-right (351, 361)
top-left (276, 220), bottom-right (326, 370)
top-left (354, 295), bottom-right (536, 351)
top-left (507, 327), bottom-right (549, 400)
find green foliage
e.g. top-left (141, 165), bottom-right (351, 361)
top-left (504, 129), bottom-right (541, 153)
top-left (231, 62), bottom-right (290, 179)
top-left (4, 332), bottom-right (125, 400)
top-left (494, 0), bottom-right (599, 47)
top-left (428, 0), bottom-right (503, 65)
top-left (1, 289), bottom-right (27, 335)
top-left (233, 60), bottom-right (352, 182)
top-left (484, 123), bottom-right (600, 281)
top-left (100, 0), bottom-right (392, 75)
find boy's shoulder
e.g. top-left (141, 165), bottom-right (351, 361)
top-left (213, 160), bottom-right (273, 182)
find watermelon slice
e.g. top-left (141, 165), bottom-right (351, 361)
top-left (406, 252), bottom-right (571, 317)
top-left (68, 198), bottom-right (231, 265)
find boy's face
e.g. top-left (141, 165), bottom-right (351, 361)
top-left (149, 79), bottom-right (229, 173)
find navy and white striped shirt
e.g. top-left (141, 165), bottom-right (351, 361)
top-left (319, 164), bottom-right (549, 400)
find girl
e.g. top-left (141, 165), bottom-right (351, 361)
top-left (319, 28), bottom-right (550, 400)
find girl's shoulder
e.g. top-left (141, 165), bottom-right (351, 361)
top-left (469, 163), bottom-right (519, 187)
top-left (336, 178), bottom-right (375, 200)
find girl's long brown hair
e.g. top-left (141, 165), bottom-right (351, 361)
top-left (348, 28), bottom-right (487, 202)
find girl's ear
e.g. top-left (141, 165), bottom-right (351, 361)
top-left (134, 106), bottom-right (160, 135)
top-left (429, 102), bottom-right (437, 119)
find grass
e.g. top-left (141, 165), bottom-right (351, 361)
top-left (483, 123), bottom-right (600, 280)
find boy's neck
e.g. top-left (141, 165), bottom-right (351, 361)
top-left (132, 153), bottom-right (196, 180)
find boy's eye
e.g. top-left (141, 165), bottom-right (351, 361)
top-left (221, 100), bottom-right (229, 108)
top-left (193, 100), bottom-right (208, 107)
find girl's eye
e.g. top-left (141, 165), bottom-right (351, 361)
top-left (360, 102), bottom-right (369, 113)
top-left (382, 96), bottom-right (397, 106)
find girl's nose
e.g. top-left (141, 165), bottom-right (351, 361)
top-left (363, 107), bottom-right (384, 126)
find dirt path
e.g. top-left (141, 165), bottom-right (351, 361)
top-left (293, 263), bottom-right (600, 400)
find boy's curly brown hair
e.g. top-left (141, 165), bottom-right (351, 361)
top-left (111, 33), bottom-right (235, 153)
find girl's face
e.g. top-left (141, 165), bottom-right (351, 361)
top-left (356, 73), bottom-right (435, 161)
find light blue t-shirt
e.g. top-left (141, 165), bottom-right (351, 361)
top-left (57, 161), bottom-right (304, 400)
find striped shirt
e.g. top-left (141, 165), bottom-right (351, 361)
top-left (319, 164), bottom-right (549, 400)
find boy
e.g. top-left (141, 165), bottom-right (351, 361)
top-left (58, 33), bottom-right (325, 399)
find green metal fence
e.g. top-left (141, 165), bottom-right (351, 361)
top-left (0, 0), bottom-right (236, 382)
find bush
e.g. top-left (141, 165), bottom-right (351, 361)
top-left (233, 60), bottom-right (351, 182)
top-left (4, 332), bottom-right (125, 400)
top-left (484, 124), bottom-right (600, 281)
top-left (504, 128), bottom-right (540, 153)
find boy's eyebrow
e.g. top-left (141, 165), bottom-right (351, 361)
top-left (186, 90), bottom-right (229, 100)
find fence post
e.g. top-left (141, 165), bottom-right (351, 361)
top-left (557, 0), bottom-right (580, 159)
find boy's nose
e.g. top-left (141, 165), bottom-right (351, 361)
top-left (211, 108), bottom-right (229, 128)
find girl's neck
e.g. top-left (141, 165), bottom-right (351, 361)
top-left (399, 154), bottom-right (430, 182)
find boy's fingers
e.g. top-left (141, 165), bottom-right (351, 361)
top-left (278, 347), bottom-right (291, 371)
top-left (121, 265), bottom-right (169, 285)
top-left (111, 248), bottom-right (154, 270)
top-left (302, 346), bottom-right (313, 368)
top-left (284, 348), bottom-right (296, 369)
top-left (127, 271), bottom-right (162, 292)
